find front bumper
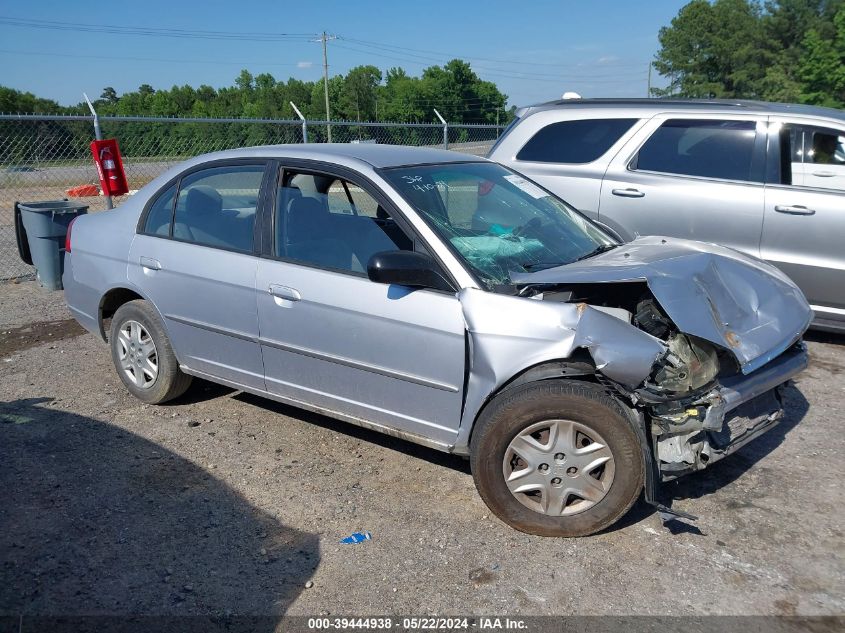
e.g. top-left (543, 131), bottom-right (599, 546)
top-left (654, 342), bottom-right (809, 480)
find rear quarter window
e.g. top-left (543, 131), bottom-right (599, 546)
top-left (142, 183), bottom-right (176, 236)
top-left (516, 118), bottom-right (638, 164)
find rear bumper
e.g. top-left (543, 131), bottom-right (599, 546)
top-left (656, 342), bottom-right (808, 479)
top-left (62, 253), bottom-right (101, 338)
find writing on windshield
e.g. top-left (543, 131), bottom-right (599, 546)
top-left (383, 162), bottom-right (614, 289)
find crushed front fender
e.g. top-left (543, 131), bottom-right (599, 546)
top-left (454, 288), bottom-right (666, 451)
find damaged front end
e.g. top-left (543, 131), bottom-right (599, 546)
top-left (460, 237), bottom-right (812, 512)
top-left (616, 298), bottom-right (808, 481)
top-left (646, 341), bottom-right (807, 480)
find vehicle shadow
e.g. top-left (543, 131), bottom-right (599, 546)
top-left (166, 378), bottom-right (237, 406)
top-left (596, 384), bottom-right (811, 537)
top-left (0, 398), bottom-right (318, 631)
top-left (233, 392), bottom-right (472, 475)
top-left (666, 383), bottom-right (810, 502)
top-left (804, 329), bottom-right (845, 345)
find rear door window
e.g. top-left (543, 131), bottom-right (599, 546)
top-left (516, 118), bottom-right (637, 163)
top-left (172, 164), bottom-right (265, 252)
top-left (634, 119), bottom-right (761, 182)
top-left (774, 123), bottom-right (845, 191)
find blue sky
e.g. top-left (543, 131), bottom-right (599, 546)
top-left (0, 0), bottom-right (689, 111)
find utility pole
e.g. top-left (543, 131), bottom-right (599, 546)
top-left (314, 31), bottom-right (337, 142)
top-left (647, 62), bottom-right (652, 98)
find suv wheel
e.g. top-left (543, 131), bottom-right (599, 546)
top-left (109, 300), bottom-right (192, 404)
top-left (470, 379), bottom-right (644, 537)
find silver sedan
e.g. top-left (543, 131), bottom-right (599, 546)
top-left (64, 144), bottom-right (811, 536)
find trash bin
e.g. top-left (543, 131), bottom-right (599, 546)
top-left (16, 200), bottom-right (88, 291)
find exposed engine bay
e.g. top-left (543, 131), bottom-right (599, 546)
top-left (528, 281), bottom-right (792, 480)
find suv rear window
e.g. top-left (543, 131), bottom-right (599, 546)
top-left (516, 118), bottom-right (637, 163)
top-left (634, 119), bottom-right (760, 182)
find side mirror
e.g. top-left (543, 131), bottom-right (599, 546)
top-left (366, 251), bottom-right (454, 292)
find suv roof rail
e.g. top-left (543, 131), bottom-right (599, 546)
top-left (519, 98), bottom-right (845, 121)
top-left (533, 97), bottom-right (756, 108)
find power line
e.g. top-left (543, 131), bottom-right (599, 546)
top-left (0, 16), bottom-right (648, 75)
top-left (0, 48), bottom-right (314, 68)
top-left (0, 16), bottom-right (647, 105)
top-left (0, 16), bottom-right (647, 84)
top-left (341, 36), bottom-right (651, 70)
top-left (337, 38), bottom-right (631, 81)
top-left (333, 43), bottom-right (647, 84)
top-left (0, 43), bottom-right (642, 87)
top-left (0, 16), bottom-right (316, 41)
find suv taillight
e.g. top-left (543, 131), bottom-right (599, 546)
top-left (65, 217), bottom-right (78, 253)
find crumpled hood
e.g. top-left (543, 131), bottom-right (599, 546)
top-left (510, 236), bottom-right (813, 374)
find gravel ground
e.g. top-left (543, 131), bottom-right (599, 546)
top-left (1, 280), bottom-right (843, 620)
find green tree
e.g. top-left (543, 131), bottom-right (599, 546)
top-left (340, 65), bottom-right (382, 122)
top-left (652, 0), bottom-right (766, 98)
top-left (379, 68), bottom-right (426, 122)
top-left (0, 86), bottom-right (63, 113)
top-left (654, 0), bottom-right (845, 107)
top-left (797, 3), bottom-right (845, 105)
top-left (234, 70), bottom-right (254, 92)
top-left (308, 75), bottom-right (344, 120)
top-left (100, 87), bottom-right (119, 105)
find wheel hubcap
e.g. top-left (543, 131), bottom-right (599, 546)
top-left (502, 419), bottom-right (615, 516)
top-left (116, 320), bottom-right (158, 389)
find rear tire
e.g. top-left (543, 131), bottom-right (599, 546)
top-left (109, 300), bottom-right (192, 404)
top-left (470, 379), bottom-right (644, 537)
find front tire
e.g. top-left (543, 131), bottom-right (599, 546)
top-left (109, 300), bottom-right (192, 404)
top-left (470, 379), bottom-right (644, 537)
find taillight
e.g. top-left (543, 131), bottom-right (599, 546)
top-left (65, 216), bottom-right (78, 253)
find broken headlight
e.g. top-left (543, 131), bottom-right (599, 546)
top-left (650, 333), bottom-right (720, 394)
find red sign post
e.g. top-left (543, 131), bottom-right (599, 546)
top-left (90, 138), bottom-right (129, 197)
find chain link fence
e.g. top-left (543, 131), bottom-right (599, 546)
top-left (0, 114), bottom-right (503, 281)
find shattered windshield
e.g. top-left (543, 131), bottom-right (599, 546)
top-left (382, 162), bottom-right (615, 290)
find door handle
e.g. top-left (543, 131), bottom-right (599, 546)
top-left (139, 256), bottom-right (161, 271)
top-left (611, 188), bottom-right (645, 198)
top-left (811, 171), bottom-right (835, 177)
top-left (774, 205), bottom-right (816, 216)
top-left (269, 284), bottom-right (301, 302)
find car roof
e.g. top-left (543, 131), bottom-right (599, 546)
top-left (519, 98), bottom-right (845, 123)
top-left (183, 143), bottom-right (486, 169)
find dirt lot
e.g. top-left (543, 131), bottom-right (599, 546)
top-left (1, 280), bottom-right (843, 620)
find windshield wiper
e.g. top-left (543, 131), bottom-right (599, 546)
top-left (521, 261), bottom-right (567, 272)
top-left (521, 244), bottom-right (618, 271)
top-left (574, 243), bottom-right (618, 262)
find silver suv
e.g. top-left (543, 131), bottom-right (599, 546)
top-left (489, 99), bottom-right (845, 331)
